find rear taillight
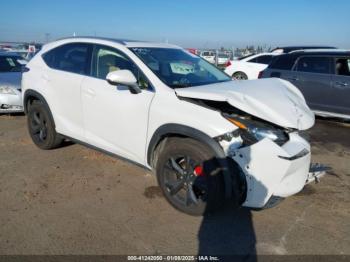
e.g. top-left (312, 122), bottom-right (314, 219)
top-left (225, 60), bottom-right (232, 67)
top-left (258, 71), bottom-right (263, 79)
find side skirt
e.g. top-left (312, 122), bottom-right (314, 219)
top-left (61, 135), bottom-right (152, 172)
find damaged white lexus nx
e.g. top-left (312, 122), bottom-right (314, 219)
top-left (22, 37), bottom-right (326, 215)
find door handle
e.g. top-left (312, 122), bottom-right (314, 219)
top-left (335, 81), bottom-right (348, 88)
top-left (287, 76), bottom-right (299, 81)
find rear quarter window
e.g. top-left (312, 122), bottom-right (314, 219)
top-left (42, 43), bottom-right (91, 75)
top-left (268, 55), bottom-right (297, 70)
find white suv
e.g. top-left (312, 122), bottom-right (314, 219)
top-left (22, 37), bottom-right (322, 215)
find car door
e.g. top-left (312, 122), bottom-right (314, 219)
top-left (42, 43), bottom-right (92, 141)
top-left (330, 57), bottom-right (350, 115)
top-left (289, 56), bottom-right (332, 112)
top-left (81, 44), bottom-right (155, 164)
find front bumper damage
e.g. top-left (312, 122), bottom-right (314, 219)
top-left (262, 163), bottom-right (329, 209)
top-left (222, 132), bottom-right (329, 209)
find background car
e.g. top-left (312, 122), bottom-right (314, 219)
top-left (260, 49), bottom-right (350, 119)
top-left (224, 52), bottom-right (278, 80)
top-left (200, 51), bottom-right (215, 64)
top-left (217, 53), bottom-right (230, 65)
top-left (0, 52), bottom-right (26, 113)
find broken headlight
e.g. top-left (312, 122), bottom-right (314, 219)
top-left (224, 116), bottom-right (289, 146)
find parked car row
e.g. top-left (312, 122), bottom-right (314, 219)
top-left (199, 51), bottom-right (230, 65)
top-left (224, 52), bottom-right (278, 80)
top-left (224, 46), bottom-right (337, 80)
top-left (222, 46), bottom-right (350, 120)
top-left (0, 52), bottom-right (27, 113)
top-left (19, 37), bottom-right (327, 216)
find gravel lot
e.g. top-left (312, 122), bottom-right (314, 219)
top-left (0, 115), bottom-right (349, 256)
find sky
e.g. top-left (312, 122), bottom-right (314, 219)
top-left (1, 0), bottom-right (350, 49)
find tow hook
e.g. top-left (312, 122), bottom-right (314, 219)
top-left (306, 163), bottom-right (331, 184)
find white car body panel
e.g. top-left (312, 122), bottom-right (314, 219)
top-left (217, 56), bottom-right (229, 65)
top-left (81, 76), bottom-right (155, 163)
top-left (22, 37), bottom-right (320, 209)
top-left (200, 52), bottom-right (216, 64)
top-left (231, 133), bottom-right (310, 208)
top-left (224, 53), bottom-right (277, 79)
top-left (175, 78), bottom-right (315, 130)
top-left (202, 56), bottom-right (215, 64)
top-left (45, 70), bottom-right (86, 141)
top-left (0, 68), bottom-right (23, 113)
top-left (0, 88), bottom-right (23, 113)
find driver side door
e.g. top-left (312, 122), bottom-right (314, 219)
top-left (81, 44), bottom-right (155, 164)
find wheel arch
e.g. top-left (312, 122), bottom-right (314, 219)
top-left (147, 124), bottom-right (237, 200)
top-left (23, 89), bottom-right (56, 128)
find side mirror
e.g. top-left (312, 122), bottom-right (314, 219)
top-left (106, 70), bottom-right (141, 94)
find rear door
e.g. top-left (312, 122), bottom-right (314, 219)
top-left (42, 43), bottom-right (92, 141)
top-left (291, 56), bottom-right (332, 112)
top-left (330, 57), bottom-right (350, 115)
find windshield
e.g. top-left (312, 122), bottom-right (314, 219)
top-left (130, 48), bottom-right (231, 88)
top-left (0, 56), bottom-right (23, 72)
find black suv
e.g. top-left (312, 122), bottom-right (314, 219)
top-left (260, 50), bottom-right (350, 119)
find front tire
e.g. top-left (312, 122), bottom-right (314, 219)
top-left (27, 101), bottom-right (63, 150)
top-left (156, 138), bottom-right (225, 216)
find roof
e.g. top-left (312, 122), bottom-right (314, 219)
top-left (53, 36), bottom-right (180, 49)
top-left (288, 49), bottom-right (350, 56)
top-left (271, 45), bottom-right (336, 53)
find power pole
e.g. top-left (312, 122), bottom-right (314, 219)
top-left (45, 33), bottom-right (50, 43)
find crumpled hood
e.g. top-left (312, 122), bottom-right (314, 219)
top-left (0, 72), bottom-right (22, 90)
top-left (175, 78), bottom-right (315, 130)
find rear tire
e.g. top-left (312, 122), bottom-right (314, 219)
top-left (155, 138), bottom-right (225, 216)
top-left (232, 71), bottom-right (248, 80)
top-left (27, 100), bottom-right (63, 150)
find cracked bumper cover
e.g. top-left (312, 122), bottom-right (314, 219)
top-left (230, 132), bottom-right (325, 209)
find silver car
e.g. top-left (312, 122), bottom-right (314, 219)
top-left (0, 52), bottom-right (25, 113)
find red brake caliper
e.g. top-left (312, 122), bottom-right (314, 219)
top-left (194, 165), bottom-right (204, 177)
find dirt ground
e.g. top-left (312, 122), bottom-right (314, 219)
top-left (0, 115), bottom-right (349, 256)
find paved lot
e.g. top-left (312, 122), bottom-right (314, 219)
top-left (0, 115), bottom-right (349, 256)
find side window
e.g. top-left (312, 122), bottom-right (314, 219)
top-left (335, 58), bottom-right (350, 76)
top-left (247, 57), bottom-right (258, 63)
top-left (256, 55), bottom-right (273, 65)
top-left (43, 43), bottom-right (91, 75)
top-left (269, 55), bottom-right (297, 70)
top-left (296, 56), bottom-right (330, 74)
top-left (92, 45), bottom-right (150, 90)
